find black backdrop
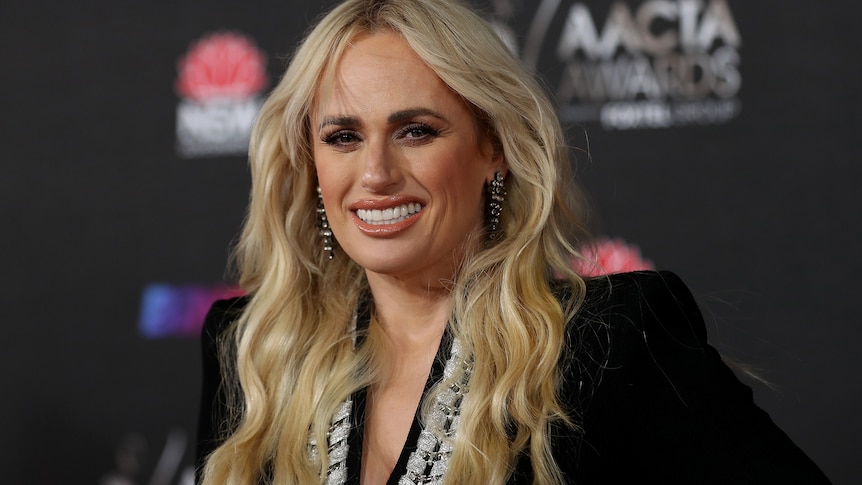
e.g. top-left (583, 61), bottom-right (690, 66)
top-left (3, 1), bottom-right (859, 483)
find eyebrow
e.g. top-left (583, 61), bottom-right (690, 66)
top-left (318, 116), bottom-right (360, 130)
top-left (387, 108), bottom-right (448, 124)
top-left (317, 108), bottom-right (448, 130)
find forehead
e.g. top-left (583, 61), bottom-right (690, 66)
top-left (313, 31), bottom-right (463, 116)
top-left (341, 31), bottom-right (425, 77)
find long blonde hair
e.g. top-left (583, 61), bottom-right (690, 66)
top-left (201, 1), bottom-right (589, 483)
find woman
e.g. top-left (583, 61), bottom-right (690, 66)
top-left (196, 0), bottom-right (830, 483)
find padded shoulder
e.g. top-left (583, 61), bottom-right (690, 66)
top-left (201, 296), bottom-right (248, 343)
top-left (558, 271), bottom-right (832, 483)
top-left (582, 270), bottom-right (708, 364)
top-left (195, 296), bottom-right (248, 480)
top-left (560, 271), bottom-right (706, 402)
top-left (584, 270), bottom-right (703, 331)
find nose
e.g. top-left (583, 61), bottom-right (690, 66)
top-left (360, 140), bottom-right (402, 193)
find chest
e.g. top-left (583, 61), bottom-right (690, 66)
top-left (360, 379), bottom-right (426, 484)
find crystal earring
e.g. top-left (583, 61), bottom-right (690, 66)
top-left (317, 186), bottom-right (335, 260)
top-left (486, 171), bottom-right (506, 243)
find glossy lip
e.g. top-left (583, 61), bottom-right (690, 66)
top-left (349, 195), bottom-right (424, 236)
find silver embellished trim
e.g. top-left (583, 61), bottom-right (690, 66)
top-left (308, 400), bottom-right (352, 485)
top-left (310, 338), bottom-right (472, 485)
top-left (399, 339), bottom-right (472, 485)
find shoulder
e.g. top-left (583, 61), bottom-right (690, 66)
top-left (579, 270), bottom-right (707, 357)
top-left (199, 296), bottom-right (248, 376)
top-left (556, 272), bottom-right (832, 483)
top-left (558, 271), bottom-right (707, 375)
top-left (557, 271), bottom-right (708, 408)
top-left (556, 270), bottom-right (700, 325)
top-left (199, 294), bottom-right (248, 387)
top-left (196, 296), bottom-right (248, 475)
top-left (581, 270), bottom-right (702, 330)
top-left (562, 271), bottom-right (715, 402)
top-left (201, 296), bottom-right (249, 345)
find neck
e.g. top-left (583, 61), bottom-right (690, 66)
top-left (364, 271), bottom-right (451, 366)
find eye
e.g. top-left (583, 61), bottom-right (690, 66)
top-left (322, 130), bottom-right (361, 148)
top-left (398, 123), bottom-right (440, 143)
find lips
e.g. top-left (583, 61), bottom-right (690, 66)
top-left (356, 202), bottom-right (423, 225)
top-left (349, 197), bottom-right (424, 235)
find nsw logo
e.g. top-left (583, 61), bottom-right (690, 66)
top-left (175, 32), bottom-right (269, 157)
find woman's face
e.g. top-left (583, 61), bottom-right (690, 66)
top-left (312, 31), bottom-right (502, 284)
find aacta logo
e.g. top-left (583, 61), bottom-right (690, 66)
top-left (175, 32), bottom-right (269, 157)
top-left (521, 0), bottom-right (742, 130)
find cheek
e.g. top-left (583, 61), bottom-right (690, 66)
top-left (424, 158), bottom-right (487, 223)
top-left (314, 162), bottom-right (339, 210)
top-left (314, 153), bottom-right (342, 189)
top-left (315, 167), bottom-right (358, 226)
top-left (442, 151), bottom-right (489, 205)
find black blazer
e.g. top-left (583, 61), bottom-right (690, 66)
top-left (196, 271), bottom-right (831, 484)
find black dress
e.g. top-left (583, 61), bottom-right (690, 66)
top-left (196, 271), bottom-right (831, 484)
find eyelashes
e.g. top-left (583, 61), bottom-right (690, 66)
top-left (399, 123), bottom-right (440, 140)
top-left (320, 122), bottom-right (441, 149)
top-left (322, 131), bottom-right (360, 146)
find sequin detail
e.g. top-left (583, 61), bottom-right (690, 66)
top-left (399, 339), bottom-right (472, 485)
top-left (308, 400), bottom-right (352, 485)
top-left (311, 339), bottom-right (472, 485)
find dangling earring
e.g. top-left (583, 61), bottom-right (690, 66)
top-left (486, 171), bottom-right (506, 243)
top-left (317, 186), bottom-right (335, 260)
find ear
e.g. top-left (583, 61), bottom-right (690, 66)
top-left (486, 157), bottom-right (507, 184)
top-left (474, 111), bottom-right (506, 181)
top-left (483, 140), bottom-right (507, 183)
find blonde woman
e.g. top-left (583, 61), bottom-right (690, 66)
top-left (195, 0), bottom-right (830, 483)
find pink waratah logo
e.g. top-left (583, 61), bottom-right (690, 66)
top-left (176, 32), bottom-right (268, 102)
top-left (174, 31), bottom-right (268, 157)
top-left (574, 238), bottom-right (655, 277)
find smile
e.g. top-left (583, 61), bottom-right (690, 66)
top-left (356, 203), bottom-right (423, 225)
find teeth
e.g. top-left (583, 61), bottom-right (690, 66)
top-left (356, 203), bottom-right (423, 225)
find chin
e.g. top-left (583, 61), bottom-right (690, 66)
top-left (349, 251), bottom-right (453, 283)
top-left (354, 255), bottom-right (421, 275)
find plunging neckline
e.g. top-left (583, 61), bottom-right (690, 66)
top-left (345, 332), bottom-right (450, 485)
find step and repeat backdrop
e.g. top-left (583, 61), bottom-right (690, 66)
top-left (3, 1), bottom-right (859, 483)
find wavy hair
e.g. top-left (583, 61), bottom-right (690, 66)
top-left (200, 0), bottom-right (589, 483)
